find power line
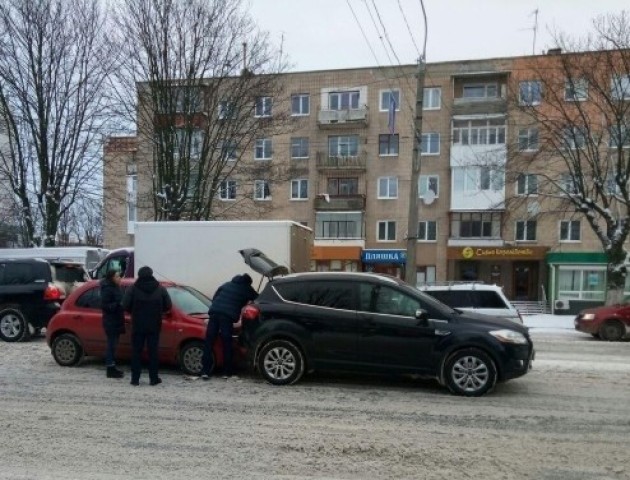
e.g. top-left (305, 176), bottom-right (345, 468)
top-left (397, 0), bottom-right (421, 58)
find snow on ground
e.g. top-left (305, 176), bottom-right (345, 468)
top-left (522, 314), bottom-right (575, 330)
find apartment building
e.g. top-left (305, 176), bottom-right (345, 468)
top-left (103, 51), bottom-right (630, 313)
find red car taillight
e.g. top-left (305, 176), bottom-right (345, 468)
top-left (241, 304), bottom-right (260, 321)
top-left (44, 284), bottom-right (64, 301)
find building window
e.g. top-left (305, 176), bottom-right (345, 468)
top-left (452, 119), bottom-right (506, 145)
top-left (291, 137), bottom-right (309, 159)
top-left (379, 89), bottom-right (400, 112)
top-left (423, 87), bottom-right (441, 110)
top-left (560, 173), bottom-right (579, 195)
top-left (421, 132), bottom-right (440, 155)
top-left (254, 96), bottom-right (272, 117)
top-left (218, 100), bottom-right (235, 120)
top-left (558, 268), bottom-right (605, 301)
top-left (220, 140), bottom-right (237, 161)
top-left (418, 221), bottom-right (437, 242)
top-left (416, 266), bottom-right (436, 286)
top-left (254, 180), bottom-right (271, 200)
top-left (515, 220), bottom-right (537, 241)
top-left (328, 135), bottom-right (359, 157)
top-left (173, 128), bottom-right (203, 159)
top-left (561, 127), bottom-right (587, 150)
top-left (126, 174), bottom-right (137, 235)
top-left (419, 175), bottom-right (439, 198)
top-left (560, 220), bottom-right (580, 241)
top-left (516, 174), bottom-right (538, 195)
top-left (377, 177), bottom-right (398, 199)
top-left (379, 134), bottom-right (399, 156)
top-left (453, 167), bottom-right (503, 193)
top-left (219, 180), bottom-right (236, 200)
top-left (329, 91), bottom-right (360, 110)
top-left (327, 177), bottom-right (358, 196)
top-left (462, 83), bottom-right (498, 99)
top-left (291, 179), bottom-right (308, 200)
top-left (609, 124), bottom-right (630, 148)
top-left (565, 78), bottom-right (588, 101)
top-left (518, 128), bottom-right (539, 151)
top-left (316, 212), bottom-right (364, 239)
top-left (255, 138), bottom-right (272, 160)
top-left (611, 75), bottom-right (630, 100)
top-left (172, 86), bottom-right (201, 113)
top-left (451, 212), bottom-right (501, 239)
top-left (519, 80), bottom-right (542, 105)
top-left (291, 94), bottom-right (310, 115)
top-left (377, 221), bottom-right (396, 241)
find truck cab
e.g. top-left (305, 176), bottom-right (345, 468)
top-left (91, 248), bottom-right (134, 279)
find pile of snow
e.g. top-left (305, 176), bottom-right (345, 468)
top-left (522, 314), bottom-right (575, 330)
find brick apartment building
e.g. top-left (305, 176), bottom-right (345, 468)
top-left (103, 50), bottom-right (630, 313)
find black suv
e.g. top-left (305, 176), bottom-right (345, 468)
top-left (0, 259), bottom-right (72, 342)
top-left (240, 270), bottom-right (535, 396)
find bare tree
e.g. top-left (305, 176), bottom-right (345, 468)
top-left (0, 0), bottom-right (116, 246)
top-left (508, 12), bottom-right (630, 304)
top-left (112, 0), bottom-right (292, 222)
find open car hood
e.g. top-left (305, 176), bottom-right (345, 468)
top-left (240, 248), bottom-right (289, 279)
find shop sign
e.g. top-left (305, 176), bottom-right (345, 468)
top-left (449, 246), bottom-right (548, 260)
top-left (361, 249), bottom-right (407, 264)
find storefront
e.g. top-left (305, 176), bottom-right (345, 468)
top-left (447, 246), bottom-right (548, 301)
top-left (361, 249), bottom-right (406, 278)
top-left (311, 246), bottom-right (361, 272)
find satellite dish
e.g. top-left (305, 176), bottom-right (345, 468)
top-left (422, 189), bottom-right (436, 205)
top-left (527, 201), bottom-right (540, 216)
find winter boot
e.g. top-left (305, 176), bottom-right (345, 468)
top-left (106, 366), bottom-right (124, 379)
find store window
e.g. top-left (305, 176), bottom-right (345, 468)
top-left (557, 268), bottom-right (605, 301)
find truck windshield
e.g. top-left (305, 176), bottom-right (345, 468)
top-left (167, 286), bottom-right (211, 315)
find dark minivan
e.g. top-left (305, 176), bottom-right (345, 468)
top-left (240, 270), bottom-right (535, 396)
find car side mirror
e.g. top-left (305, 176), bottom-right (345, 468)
top-left (415, 309), bottom-right (429, 325)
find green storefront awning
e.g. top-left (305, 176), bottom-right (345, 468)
top-left (546, 252), bottom-right (608, 264)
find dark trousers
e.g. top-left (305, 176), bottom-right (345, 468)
top-left (202, 313), bottom-right (234, 376)
top-left (105, 333), bottom-right (119, 367)
top-left (131, 331), bottom-right (160, 382)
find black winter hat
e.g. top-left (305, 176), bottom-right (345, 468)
top-left (138, 266), bottom-right (153, 278)
top-left (242, 273), bottom-right (253, 285)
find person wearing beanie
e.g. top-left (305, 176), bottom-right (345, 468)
top-left (122, 265), bottom-right (172, 386)
top-left (201, 273), bottom-right (258, 380)
top-left (100, 269), bottom-right (125, 379)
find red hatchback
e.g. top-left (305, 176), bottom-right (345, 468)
top-left (575, 304), bottom-right (630, 341)
top-left (46, 279), bottom-right (235, 375)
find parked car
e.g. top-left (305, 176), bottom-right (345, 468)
top-left (240, 268), bottom-right (535, 397)
top-left (0, 258), bottom-right (72, 342)
top-left (575, 304), bottom-right (630, 341)
top-left (418, 283), bottom-right (523, 324)
top-left (45, 279), bottom-right (231, 375)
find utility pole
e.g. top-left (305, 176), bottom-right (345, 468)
top-left (404, 57), bottom-right (426, 285)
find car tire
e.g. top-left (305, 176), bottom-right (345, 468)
top-left (179, 341), bottom-right (206, 376)
top-left (51, 334), bottom-right (83, 366)
top-left (444, 348), bottom-right (497, 397)
top-left (599, 320), bottom-right (625, 342)
top-left (257, 339), bottom-right (305, 386)
top-left (0, 305), bottom-right (31, 342)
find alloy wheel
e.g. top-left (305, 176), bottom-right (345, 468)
top-left (451, 355), bottom-right (490, 393)
top-left (263, 346), bottom-right (296, 381)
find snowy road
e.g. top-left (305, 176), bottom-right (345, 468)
top-left (1, 322), bottom-right (629, 480)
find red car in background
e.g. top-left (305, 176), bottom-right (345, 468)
top-left (575, 304), bottom-right (630, 341)
top-left (45, 279), bottom-right (236, 375)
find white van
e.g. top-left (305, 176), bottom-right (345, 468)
top-left (0, 247), bottom-right (109, 272)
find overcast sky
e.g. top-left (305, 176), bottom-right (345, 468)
top-left (248, 0), bottom-right (629, 71)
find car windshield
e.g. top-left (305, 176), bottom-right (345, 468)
top-left (52, 264), bottom-right (89, 283)
top-left (167, 286), bottom-right (211, 315)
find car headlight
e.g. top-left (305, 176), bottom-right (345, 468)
top-left (580, 313), bottom-right (596, 321)
top-left (489, 329), bottom-right (528, 345)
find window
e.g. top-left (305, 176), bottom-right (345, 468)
top-left (453, 167), bottom-right (503, 193)
top-left (173, 86), bottom-right (201, 113)
top-left (291, 179), bottom-right (308, 200)
top-left (329, 91), bottom-right (360, 110)
top-left (379, 134), bottom-right (399, 156)
top-left (254, 96), bottom-right (272, 117)
top-left (516, 174), bottom-right (538, 195)
top-left (609, 124), bottom-right (630, 148)
top-left (291, 137), bottom-right (309, 159)
top-left (75, 287), bottom-right (102, 310)
top-left (611, 75), bottom-right (630, 100)
top-left (451, 212), bottom-right (501, 239)
top-left (519, 80), bottom-right (542, 105)
top-left (462, 83), bottom-right (498, 99)
top-left (173, 128), bottom-right (203, 159)
top-left (254, 180), bottom-right (271, 200)
top-left (126, 174), bottom-right (137, 235)
top-left (423, 87), bottom-right (441, 110)
top-left (518, 128), bottom-right (539, 151)
top-left (379, 89), bottom-right (400, 111)
top-left (421, 133), bottom-right (440, 155)
top-left (219, 180), bottom-right (236, 200)
top-left (255, 138), bottom-right (272, 160)
top-left (565, 78), bottom-right (588, 101)
top-left (419, 175), bottom-right (439, 198)
top-left (327, 177), bottom-right (358, 196)
top-left (371, 285), bottom-right (422, 317)
top-left (418, 221), bottom-right (437, 241)
top-left (377, 177), bottom-right (398, 199)
top-left (218, 100), bottom-right (235, 120)
top-left (0, 263), bottom-right (39, 286)
top-left (328, 135), bottom-right (358, 157)
top-left (560, 173), bottom-right (579, 195)
top-left (516, 220), bottom-right (537, 241)
top-left (291, 94), bottom-right (310, 115)
top-left (220, 140), bottom-right (237, 161)
top-left (560, 220), bottom-right (580, 241)
top-left (316, 212), bottom-right (364, 239)
top-left (452, 119), bottom-right (506, 145)
top-left (416, 266), bottom-right (436, 286)
top-left (558, 268), bottom-right (605, 301)
top-left (275, 281), bottom-right (356, 310)
top-left (561, 126), bottom-right (587, 149)
top-left (377, 221), bottom-right (396, 241)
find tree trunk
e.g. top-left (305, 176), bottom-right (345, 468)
top-left (605, 246), bottom-right (627, 305)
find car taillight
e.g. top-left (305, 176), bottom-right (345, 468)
top-left (44, 284), bottom-right (64, 301)
top-left (241, 304), bottom-right (260, 321)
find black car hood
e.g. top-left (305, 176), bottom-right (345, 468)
top-left (452, 310), bottom-right (529, 334)
top-left (239, 249), bottom-right (289, 279)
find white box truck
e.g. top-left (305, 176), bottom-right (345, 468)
top-left (0, 247), bottom-right (109, 271)
top-left (132, 220), bottom-right (312, 297)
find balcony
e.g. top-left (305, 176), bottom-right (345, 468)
top-left (452, 97), bottom-right (507, 116)
top-left (316, 151), bottom-right (367, 171)
top-left (314, 194), bottom-right (366, 211)
top-left (317, 107), bottom-right (368, 128)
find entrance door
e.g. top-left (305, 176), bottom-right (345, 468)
top-left (513, 262), bottom-right (539, 301)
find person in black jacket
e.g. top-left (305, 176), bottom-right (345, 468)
top-left (122, 266), bottom-right (172, 386)
top-left (201, 274), bottom-right (258, 379)
top-left (101, 269), bottom-right (125, 379)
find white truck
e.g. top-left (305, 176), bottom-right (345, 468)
top-left (0, 247), bottom-right (109, 271)
top-left (131, 220), bottom-right (312, 297)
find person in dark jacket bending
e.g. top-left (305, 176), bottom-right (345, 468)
top-left (101, 269), bottom-right (125, 379)
top-left (122, 266), bottom-right (172, 386)
top-left (201, 274), bottom-right (258, 379)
